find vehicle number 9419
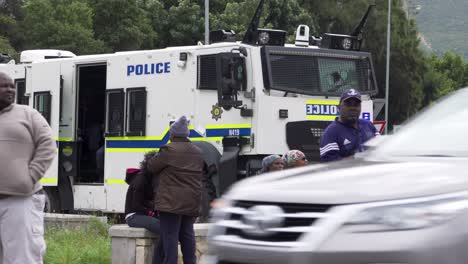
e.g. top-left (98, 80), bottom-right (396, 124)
top-left (228, 129), bottom-right (240, 136)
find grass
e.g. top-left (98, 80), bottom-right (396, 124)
top-left (44, 218), bottom-right (111, 264)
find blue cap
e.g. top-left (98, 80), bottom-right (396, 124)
top-left (340, 88), bottom-right (361, 103)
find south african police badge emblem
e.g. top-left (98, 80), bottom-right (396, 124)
top-left (211, 104), bottom-right (223, 121)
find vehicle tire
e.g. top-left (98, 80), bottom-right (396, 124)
top-left (44, 187), bottom-right (61, 213)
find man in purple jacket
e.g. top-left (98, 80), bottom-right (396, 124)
top-left (320, 88), bottom-right (379, 162)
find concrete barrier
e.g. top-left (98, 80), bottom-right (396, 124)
top-left (109, 223), bottom-right (211, 264)
top-left (44, 213), bottom-right (107, 230)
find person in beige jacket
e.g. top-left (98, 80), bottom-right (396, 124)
top-left (0, 72), bottom-right (56, 264)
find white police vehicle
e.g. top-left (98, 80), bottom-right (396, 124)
top-left (0, 0), bottom-right (382, 215)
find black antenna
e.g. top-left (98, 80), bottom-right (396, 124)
top-left (350, 4), bottom-right (375, 38)
top-left (242, 0), bottom-right (266, 44)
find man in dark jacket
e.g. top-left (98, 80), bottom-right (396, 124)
top-left (149, 116), bottom-right (205, 264)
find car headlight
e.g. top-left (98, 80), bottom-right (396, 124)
top-left (207, 198), bottom-right (233, 240)
top-left (345, 196), bottom-right (468, 231)
top-left (209, 198), bottom-right (233, 223)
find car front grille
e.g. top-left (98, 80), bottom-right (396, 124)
top-left (215, 200), bottom-right (335, 245)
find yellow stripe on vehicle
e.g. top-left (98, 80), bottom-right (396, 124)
top-left (40, 178), bottom-right (58, 184)
top-left (306, 115), bottom-right (337, 121)
top-left (206, 123), bottom-right (251, 129)
top-left (105, 148), bottom-right (159, 153)
top-left (105, 179), bottom-right (127, 184)
top-left (107, 127), bottom-right (170, 141)
top-left (106, 136), bottom-right (165, 141)
top-left (105, 124), bottom-right (251, 152)
top-left (306, 99), bottom-right (339, 105)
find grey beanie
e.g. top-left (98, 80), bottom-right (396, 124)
top-left (170, 116), bottom-right (190, 138)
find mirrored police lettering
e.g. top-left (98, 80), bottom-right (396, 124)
top-left (306, 104), bottom-right (339, 115)
top-left (127, 62), bottom-right (171, 76)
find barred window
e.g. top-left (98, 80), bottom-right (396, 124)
top-left (34, 92), bottom-right (51, 124)
top-left (126, 88), bottom-right (146, 136)
top-left (15, 79), bottom-right (29, 105)
top-left (198, 55), bottom-right (217, 90)
top-left (262, 46), bottom-right (376, 96)
top-left (105, 89), bottom-right (125, 136)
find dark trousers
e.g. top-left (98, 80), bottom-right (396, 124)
top-left (127, 214), bottom-right (164, 264)
top-left (159, 212), bottom-right (196, 264)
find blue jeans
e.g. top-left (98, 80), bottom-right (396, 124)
top-left (126, 214), bottom-right (164, 264)
top-left (159, 212), bottom-right (196, 264)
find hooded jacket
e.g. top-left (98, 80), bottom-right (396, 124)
top-left (124, 168), bottom-right (155, 215)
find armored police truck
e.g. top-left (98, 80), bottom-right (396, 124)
top-left (0, 1), bottom-right (383, 215)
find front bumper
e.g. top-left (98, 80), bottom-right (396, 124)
top-left (205, 208), bottom-right (468, 264)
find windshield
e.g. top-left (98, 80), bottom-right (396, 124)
top-left (373, 88), bottom-right (468, 157)
top-left (262, 46), bottom-right (377, 96)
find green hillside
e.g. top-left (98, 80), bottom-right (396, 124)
top-left (413, 0), bottom-right (468, 58)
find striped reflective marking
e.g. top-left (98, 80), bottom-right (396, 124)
top-left (105, 124), bottom-right (251, 153)
top-left (306, 99), bottom-right (340, 105)
top-left (40, 178), bottom-right (58, 184)
top-left (105, 148), bottom-right (159, 153)
top-left (306, 115), bottom-right (338, 121)
top-left (205, 124), bottom-right (251, 129)
top-left (205, 123), bottom-right (251, 138)
top-left (105, 179), bottom-right (127, 184)
top-left (306, 99), bottom-right (340, 121)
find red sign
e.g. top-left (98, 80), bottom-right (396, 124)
top-left (373, 121), bottom-right (387, 134)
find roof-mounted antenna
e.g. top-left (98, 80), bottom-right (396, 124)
top-left (242, 0), bottom-right (266, 44)
top-left (351, 4), bottom-right (375, 39)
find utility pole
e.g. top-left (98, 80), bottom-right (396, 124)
top-left (205, 0), bottom-right (209, 45)
top-left (385, 0), bottom-right (392, 134)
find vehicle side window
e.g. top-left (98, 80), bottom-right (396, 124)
top-left (126, 87), bottom-right (146, 136)
top-left (15, 79), bottom-right (29, 105)
top-left (33, 91), bottom-right (51, 124)
top-left (105, 89), bottom-right (125, 137)
top-left (198, 55), bottom-right (217, 90)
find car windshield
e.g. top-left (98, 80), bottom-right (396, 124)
top-left (372, 88), bottom-right (468, 157)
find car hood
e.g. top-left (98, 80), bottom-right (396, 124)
top-left (225, 157), bottom-right (468, 204)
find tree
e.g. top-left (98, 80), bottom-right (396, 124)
top-left (0, 13), bottom-right (16, 54)
top-left (0, 0), bottom-right (24, 52)
top-left (155, 0), bottom-right (205, 47)
top-left (422, 52), bottom-right (467, 106)
top-left (210, 0), bottom-right (259, 40)
top-left (21, 0), bottom-right (107, 55)
top-left (210, 0), bottom-right (316, 43)
top-left (0, 36), bottom-right (16, 58)
top-left (91, 0), bottom-right (155, 51)
top-left (432, 52), bottom-right (466, 88)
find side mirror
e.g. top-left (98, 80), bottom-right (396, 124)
top-left (216, 52), bottom-right (246, 110)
